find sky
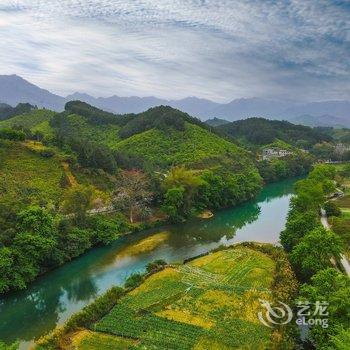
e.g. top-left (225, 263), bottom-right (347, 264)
top-left (0, 0), bottom-right (349, 102)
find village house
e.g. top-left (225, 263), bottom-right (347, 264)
top-left (335, 143), bottom-right (350, 155)
top-left (262, 148), bottom-right (293, 161)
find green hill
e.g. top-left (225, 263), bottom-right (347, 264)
top-left (205, 117), bottom-right (230, 127)
top-left (217, 117), bottom-right (332, 148)
top-left (52, 102), bottom-right (253, 171)
top-left (115, 121), bottom-right (248, 168)
top-left (0, 102), bottom-right (35, 121)
top-left (52, 112), bottom-right (121, 149)
top-left (0, 109), bottom-right (56, 139)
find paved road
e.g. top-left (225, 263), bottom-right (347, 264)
top-left (320, 209), bottom-right (350, 277)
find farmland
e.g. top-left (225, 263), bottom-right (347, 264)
top-left (56, 246), bottom-right (287, 349)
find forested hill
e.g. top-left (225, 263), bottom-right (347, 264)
top-left (216, 117), bottom-right (332, 148)
top-left (52, 101), bottom-right (239, 170)
top-left (0, 102), bottom-right (36, 121)
top-left (63, 100), bottom-right (216, 138)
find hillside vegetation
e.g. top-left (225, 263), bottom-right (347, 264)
top-left (217, 117), bottom-right (332, 148)
top-left (115, 122), bottom-right (247, 168)
top-left (0, 140), bottom-right (64, 220)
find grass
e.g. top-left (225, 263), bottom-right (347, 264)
top-left (83, 246), bottom-right (277, 349)
top-left (115, 231), bottom-right (170, 259)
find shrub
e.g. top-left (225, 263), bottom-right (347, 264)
top-left (0, 128), bottom-right (25, 141)
top-left (324, 201), bottom-right (341, 217)
top-left (146, 259), bottom-right (167, 273)
top-left (124, 272), bottom-right (144, 289)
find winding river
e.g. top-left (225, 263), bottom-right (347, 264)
top-left (0, 178), bottom-right (298, 349)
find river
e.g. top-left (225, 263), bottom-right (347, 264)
top-left (0, 178), bottom-right (297, 349)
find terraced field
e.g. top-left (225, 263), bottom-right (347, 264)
top-left (72, 246), bottom-right (277, 349)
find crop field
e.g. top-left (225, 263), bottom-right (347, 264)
top-left (72, 246), bottom-right (277, 349)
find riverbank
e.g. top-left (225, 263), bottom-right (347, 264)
top-left (0, 178), bottom-right (298, 348)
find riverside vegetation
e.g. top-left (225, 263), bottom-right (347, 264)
top-left (280, 164), bottom-right (350, 349)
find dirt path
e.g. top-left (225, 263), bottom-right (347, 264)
top-left (320, 209), bottom-right (350, 277)
top-left (62, 162), bottom-right (78, 187)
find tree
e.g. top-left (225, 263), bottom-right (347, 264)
top-left (324, 201), bottom-right (341, 217)
top-left (0, 247), bottom-right (15, 293)
top-left (280, 210), bottom-right (319, 251)
top-left (292, 179), bottom-right (325, 212)
top-left (17, 205), bottom-right (54, 236)
top-left (328, 327), bottom-right (350, 350)
top-left (299, 268), bottom-right (350, 348)
top-left (124, 272), bottom-right (144, 289)
top-left (0, 128), bottom-right (25, 141)
top-left (311, 142), bottom-right (334, 160)
top-left (162, 167), bottom-right (203, 219)
top-left (162, 186), bottom-right (186, 222)
top-left (290, 227), bottom-right (343, 280)
top-left (146, 259), bottom-right (167, 273)
top-left (112, 170), bottom-right (153, 223)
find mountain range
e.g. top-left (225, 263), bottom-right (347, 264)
top-left (0, 74), bottom-right (349, 127)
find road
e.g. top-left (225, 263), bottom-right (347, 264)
top-left (320, 208), bottom-right (350, 277)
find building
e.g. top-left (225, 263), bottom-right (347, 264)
top-left (335, 143), bottom-right (350, 155)
top-left (262, 148), bottom-right (293, 161)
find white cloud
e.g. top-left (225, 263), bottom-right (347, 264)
top-left (0, 0), bottom-right (349, 101)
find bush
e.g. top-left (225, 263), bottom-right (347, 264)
top-left (124, 272), bottom-right (144, 289)
top-left (39, 149), bottom-right (55, 158)
top-left (146, 259), bottom-right (167, 273)
top-left (0, 128), bottom-right (25, 141)
top-left (324, 201), bottom-right (341, 217)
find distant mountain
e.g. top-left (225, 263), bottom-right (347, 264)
top-left (0, 75), bottom-right (65, 110)
top-left (1, 75), bottom-right (349, 125)
top-left (205, 117), bottom-right (230, 127)
top-left (65, 93), bottom-right (166, 114)
top-left (290, 114), bottom-right (350, 128)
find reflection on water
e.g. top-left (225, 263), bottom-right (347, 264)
top-left (0, 178), bottom-right (297, 348)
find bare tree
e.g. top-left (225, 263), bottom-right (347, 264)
top-left (112, 170), bottom-right (153, 223)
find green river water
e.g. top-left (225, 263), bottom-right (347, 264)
top-left (0, 178), bottom-right (298, 349)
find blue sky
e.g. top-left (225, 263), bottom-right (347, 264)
top-left (0, 0), bottom-right (349, 102)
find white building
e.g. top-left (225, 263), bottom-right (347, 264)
top-left (262, 148), bottom-right (293, 161)
top-left (335, 143), bottom-right (350, 155)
